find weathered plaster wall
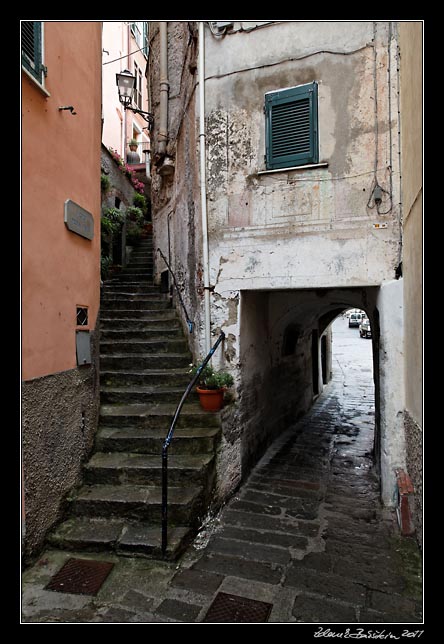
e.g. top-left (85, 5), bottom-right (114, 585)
top-left (205, 20), bottom-right (401, 301)
top-left (148, 21), bottom-right (406, 510)
top-left (149, 22), bottom-right (204, 354)
top-left (399, 21), bottom-right (423, 544)
top-left (22, 329), bottom-right (100, 562)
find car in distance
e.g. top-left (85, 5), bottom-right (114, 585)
top-left (348, 312), bottom-right (362, 328)
top-left (359, 317), bottom-right (372, 338)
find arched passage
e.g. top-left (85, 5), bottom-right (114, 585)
top-left (238, 285), bottom-right (403, 506)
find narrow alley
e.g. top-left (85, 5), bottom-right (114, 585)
top-left (21, 317), bottom-right (422, 624)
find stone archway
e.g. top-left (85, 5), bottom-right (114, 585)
top-left (234, 284), bottom-right (404, 510)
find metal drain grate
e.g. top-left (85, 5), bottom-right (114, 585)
top-left (203, 592), bottom-right (273, 623)
top-left (45, 558), bottom-right (114, 596)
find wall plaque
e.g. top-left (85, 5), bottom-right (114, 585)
top-left (64, 199), bottom-right (94, 240)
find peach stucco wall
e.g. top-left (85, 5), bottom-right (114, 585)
top-left (22, 22), bottom-right (102, 380)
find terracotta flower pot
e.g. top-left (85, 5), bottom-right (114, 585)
top-left (196, 386), bottom-right (225, 411)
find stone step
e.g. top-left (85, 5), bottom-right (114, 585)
top-left (68, 483), bottom-right (201, 524)
top-left (96, 426), bottom-right (220, 455)
top-left (127, 258), bottom-right (153, 265)
top-left (104, 282), bottom-right (155, 289)
top-left (100, 352), bottom-right (192, 370)
top-left (102, 284), bottom-right (160, 294)
top-left (99, 402), bottom-right (220, 429)
top-left (47, 517), bottom-right (192, 560)
top-left (105, 277), bottom-right (154, 285)
top-left (84, 452), bottom-right (213, 486)
top-left (128, 244), bottom-right (153, 250)
top-left (101, 385), bottom-right (197, 405)
top-left (100, 314), bottom-right (180, 327)
top-left (99, 309), bottom-right (175, 320)
top-left (127, 257), bottom-right (153, 264)
top-left (44, 223), bottom-right (220, 562)
top-left (101, 328), bottom-right (182, 340)
top-left (101, 299), bottom-right (171, 311)
top-left (101, 369), bottom-right (191, 388)
top-left (131, 241), bottom-right (153, 247)
top-left (126, 262), bottom-right (153, 268)
top-left (120, 267), bottom-right (154, 275)
top-left (101, 292), bottom-right (167, 301)
top-left (111, 273), bottom-right (154, 281)
top-left (100, 339), bottom-right (188, 355)
top-left (126, 263), bottom-right (153, 269)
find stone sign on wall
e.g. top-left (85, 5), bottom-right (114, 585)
top-left (64, 199), bottom-right (94, 240)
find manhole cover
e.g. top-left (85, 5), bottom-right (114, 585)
top-left (203, 592), bottom-right (273, 623)
top-left (45, 558), bottom-right (114, 596)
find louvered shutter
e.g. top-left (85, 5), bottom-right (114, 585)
top-left (142, 22), bottom-right (149, 57)
top-left (21, 21), bottom-right (43, 83)
top-left (265, 82), bottom-right (318, 169)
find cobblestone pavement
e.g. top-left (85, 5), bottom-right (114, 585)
top-left (21, 318), bottom-right (423, 624)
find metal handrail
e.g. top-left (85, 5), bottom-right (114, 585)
top-left (161, 330), bottom-right (226, 557)
top-left (157, 247), bottom-right (193, 333)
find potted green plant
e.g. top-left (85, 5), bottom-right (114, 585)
top-left (129, 138), bottom-right (139, 151)
top-left (190, 363), bottom-right (234, 411)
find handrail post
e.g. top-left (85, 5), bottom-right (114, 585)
top-left (161, 445), bottom-right (168, 557)
top-left (160, 331), bottom-right (226, 557)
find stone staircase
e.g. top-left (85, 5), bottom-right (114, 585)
top-left (48, 235), bottom-right (220, 560)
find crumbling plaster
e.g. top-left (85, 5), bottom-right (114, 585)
top-left (22, 329), bottom-right (100, 562)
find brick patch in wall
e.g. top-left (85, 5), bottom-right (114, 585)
top-left (395, 469), bottom-right (415, 536)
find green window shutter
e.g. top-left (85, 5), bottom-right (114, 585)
top-left (265, 82), bottom-right (318, 169)
top-left (142, 22), bottom-right (149, 57)
top-left (21, 21), bottom-right (43, 83)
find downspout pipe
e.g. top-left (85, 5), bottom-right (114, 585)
top-left (158, 22), bottom-right (169, 157)
top-left (198, 21), bottom-right (211, 355)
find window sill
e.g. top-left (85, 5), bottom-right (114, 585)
top-left (22, 66), bottom-right (51, 97)
top-left (258, 162), bottom-right (329, 175)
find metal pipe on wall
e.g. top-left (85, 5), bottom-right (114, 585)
top-left (198, 21), bottom-right (211, 355)
top-left (158, 22), bottom-right (169, 156)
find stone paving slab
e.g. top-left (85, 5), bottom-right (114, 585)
top-left (292, 593), bottom-right (357, 623)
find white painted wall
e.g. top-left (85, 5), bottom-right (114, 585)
top-left (376, 278), bottom-right (406, 504)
